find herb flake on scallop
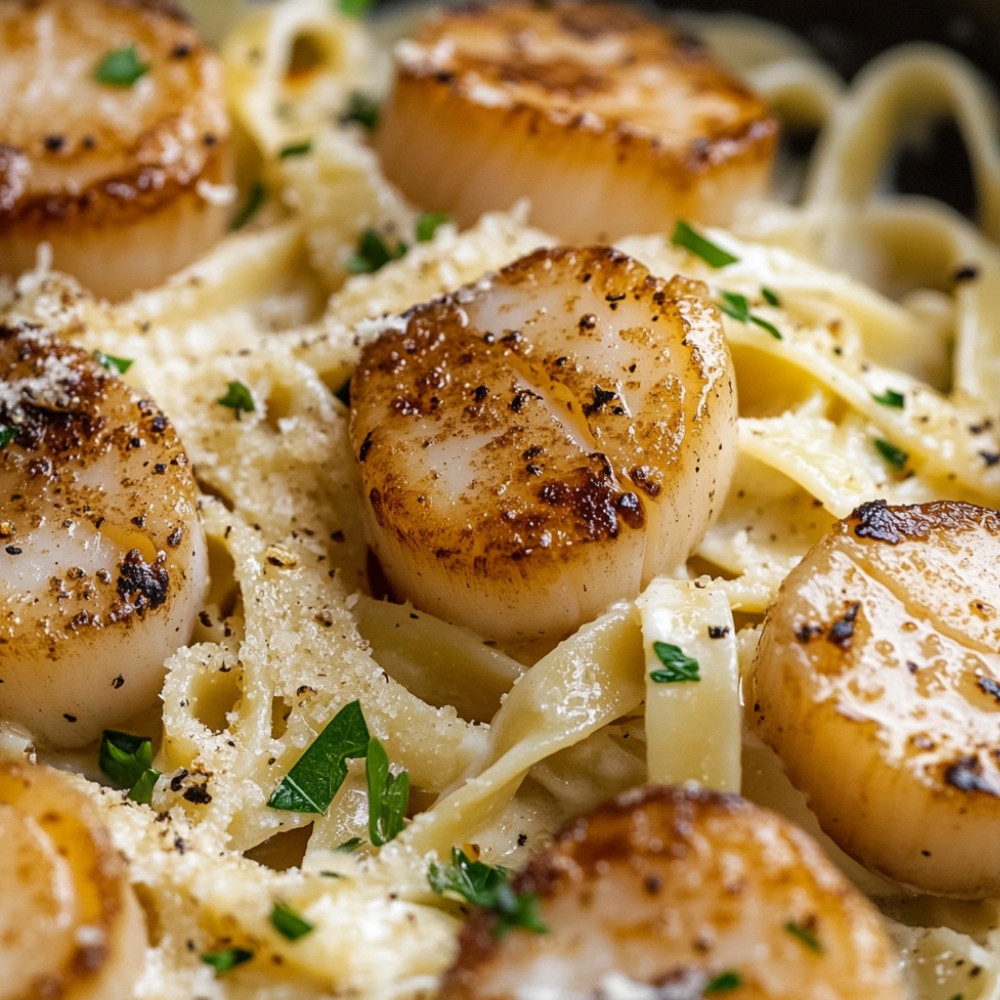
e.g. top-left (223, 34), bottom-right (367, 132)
top-left (95, 44), bottom-right (149, 87)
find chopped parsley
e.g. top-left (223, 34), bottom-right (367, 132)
top-left (346, 228), bottom-right (407, 274)
top-left (270, 901), bottom-right (315, 941)
top-left (93, 350), bottom-right (134, 375)
top-left (278, 139), bottom-right (313, 159)
top-left (650, 641), bottom-right (701, 684)
top-left (428, 848), bottom-right (548, 938)
top-left (217, 380), bottom-right (255, 414)
top-left (337, 0), bottom-right (373, 17)
top-left (267, 699), bottom-right (370, 813)
top-left (0, 425), bottom-right (16, 450)
top-left (230, 181), bottom-right (267, 230)
top-left (94, 45), bottom-right (149, 87)
top-left (340, 91), bottom-right (380, 131)
top-left (671, 220), bottom-right (739, 269)
top-left (416, 211), bottom-right (449, 242)
top-left (785, 919), bottom-right (823, 953)
top-left (716, 290), bottom-right (782, 340)
top-left (705, 970), bottom-right (743, 993)
top-left (201, 947), bottom-right (254, 974)
top-left (366, 737), bottom-right (409, 846)
top-left (761, 286), bottom-right (781, 307)
top-left (99, 729), bottom-right (161, 805)
top-left (872, 388), bottom-right (905, 409)
top-left (336, 836), bottom-right (364, 852)
top-left (874, 438), bottom-right (908, 470)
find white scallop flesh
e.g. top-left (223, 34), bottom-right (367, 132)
top-left (0, 325), bottom-right (207, 747)
top-left (350, 246), bottom-right (737, 646)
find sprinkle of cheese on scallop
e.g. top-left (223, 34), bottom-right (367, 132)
top-left (374, 0), bottom-right (778, 244)
top-left (0, 324), bottom-right (207, 747)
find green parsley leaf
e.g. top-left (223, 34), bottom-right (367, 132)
top-left (872, 388), bottom-right (905, 409)
top-left (428, 848), bottom-right (548, 938)
top-left (201, 947), bottom-right (254, 974)
top-left (785, 920), bottom-right (823, 953)
top-left (99, 729), bottom-right (162, 805)
top-left (279, 140), bottom-right (313, 159)
top-left (750, 314), bottom-right (783, 340)
top-left (337, 0), bottom-right (373, 17)
top-left (336, 836), bottom-right (364, 852)
top-left (0, 425), bottom-right (17, 450)
top-left (270, 901), bottom-right (315, 941)
top-left (491, 881), bottom-right (548, 938)
top-left (217, 380), bottom-right (255, 414)
top-left (346, 228), bottom-right (407, 274)
top-left (95, 45), bottom-right (149, 87)
top-left (649, 641), bottom-right (700, 683)
top-left (428, 847), bottom-right (510, 907)
top-left (366, 737), bottom-right (409, 846)
top-left (415, 211), bottom-right (449, 242)
top-left (705, 970), bottom-right (743, 993)
top-left (340, 91), bottom-right (380, 131)
top-left (716, 291), bottom-right (782, 340)
top-left (268, 699), bottom-right (370, 813)
top-left (93, 350), bottom-right (134, 375)
top-left (230, 181), bottom-right (267, 230)
top-left (874, 438), bottom-right (908, 470)
top-left (671, 220), bottom-right (739, 268)
top-left (319, 869), bottom-right (345, 878)
top-left (717, 290), bottom-right (750, 322)
top-left (761, 286), bottom-right (781, 306)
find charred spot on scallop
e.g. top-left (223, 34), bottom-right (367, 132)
top-left (0, 325), bottom-right (207, 747)
top-left (350, 246), bottom-right (737, 646)
top-left (753, 499), bottom-right (1000, 897)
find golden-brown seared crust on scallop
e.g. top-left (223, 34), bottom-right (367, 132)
top-left (375, 0), bottom-right (777, 242)
top-left (0, 0), bottom-right (233, 299)
top-left (440, 785), bottom-right (904, 1000)
top-left (753, 498), bottom-right (1000, 897)
top-left (0, 324), bottom-right (207, 747)
top-left (350, 245), bottom-right (737, 646)
top-left (0, 760), bottom-right (144, 1000)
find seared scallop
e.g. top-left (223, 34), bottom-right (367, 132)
top-left (0, 324), bottom-right (207, 747)
top-left (374, 0), bottom-right (777, 243)
top-left (0, 760), bottom-right (144, 1000)
top-left (0, 0), bottom-right (233, 301)
top-left (753, 499), bottom-right (1000, 897)
top-left (350, 245), bottom-right (737, 647)
top-left (438, 784), bottom-right (905, 1000)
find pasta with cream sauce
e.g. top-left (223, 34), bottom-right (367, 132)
top-left (2, 0), bottom-right (1000, 997)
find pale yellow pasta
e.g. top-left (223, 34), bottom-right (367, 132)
top-left (1, 2), bottom-right (1000, 998)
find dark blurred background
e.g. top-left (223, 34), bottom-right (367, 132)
top-left (683, 0), bottom-right (1000, 82)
